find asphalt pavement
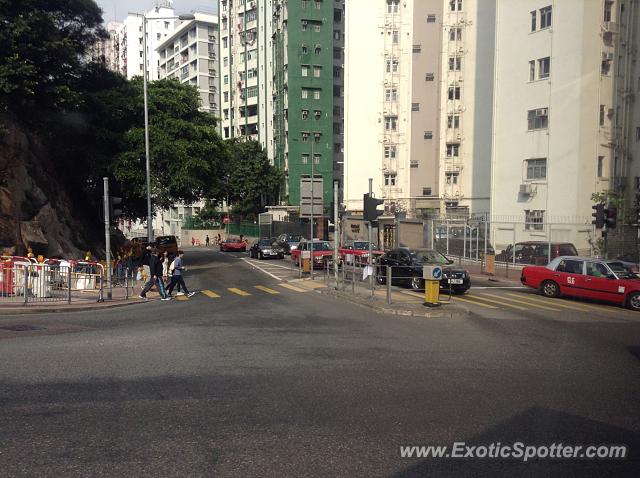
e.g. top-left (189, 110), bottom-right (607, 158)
top-left (1, 247), bottom-right (639, 477)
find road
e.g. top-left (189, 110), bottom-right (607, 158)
top-left (1, 248), bottom-right (639, 477)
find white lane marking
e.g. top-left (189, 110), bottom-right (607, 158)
top-left (246, 260), bottom-right (297, 271)
top-left (241, 258), bottom-right (283, 281)
top-left (471, 286), bottom-right (527, 289)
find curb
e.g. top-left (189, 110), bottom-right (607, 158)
top-left (0, 299), bottom-right (146, 315)
top-left (314, 287), bottom-right (455, 318)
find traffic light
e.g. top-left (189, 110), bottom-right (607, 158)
top-left (109, 196), bottom-right (123, 221)
top-left (604, 206), bottom-right (617, 230)
top-left (363, 193), bottom-right (384, 222)
top-left (592, 204), bottom-right (605, 229)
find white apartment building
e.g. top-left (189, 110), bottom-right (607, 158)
top-left (344, 0), bottom-right (444, 215)
top-left (491, 0), bottom-right (639, 251)
top-left (111, 2), bottom-right (176, 81)
top-left (157, 13), bottom-right (220, 118)
top-left (438, 0), bottom-right (495, 217)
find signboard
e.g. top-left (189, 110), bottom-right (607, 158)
top-left (300, 176), bottom-right (324, 217)
top-left (422, 266), bottom-right (443, 280)
top-left (258, 213), bottom-right (273, 225)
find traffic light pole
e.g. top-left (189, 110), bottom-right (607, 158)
top-left (103, 177), bottom-right (112, 300)
top-left (368, 178), bottom-right (373, 295)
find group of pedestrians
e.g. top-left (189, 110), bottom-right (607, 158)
top-left (138, 247), bottom-right (195, 301)
top-left (204, 234), bottom-right (222, 247)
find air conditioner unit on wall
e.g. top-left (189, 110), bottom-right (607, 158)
top-left (519, 183), bottom-right (533, 195)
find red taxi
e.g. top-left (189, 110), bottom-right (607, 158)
top-left (291, 240), bottom-right (334, 269)
top-left (521, 256), bottom-right (640, 310)
top-left (338, 240), bottom-right (383, 266)
top-left (219, 238), bottom-right (247, 252)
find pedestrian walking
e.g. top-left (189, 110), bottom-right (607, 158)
top-left (162, 251), bottom-right (170, 282)
top-left (205, 235), bottom-right (210, 247)
top-left (216, 233), bottom-right (222, 245)
top-left (166, 250), bottom-right (196, 298)
top-left (139, 251), bottom-right (170, 300)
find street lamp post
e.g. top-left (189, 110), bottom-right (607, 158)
top-left (138, 11), bottom-right (195, 242)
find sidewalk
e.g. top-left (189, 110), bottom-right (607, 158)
top-left (0, 285), bottom-right (147, 315)
top-left (289, 277), bottom-right (464, 318)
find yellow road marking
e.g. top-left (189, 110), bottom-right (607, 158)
top-left (228, 287), bottom-right (251, 297)
top-left (201, 290), bottom-right (220, 298)
top-left (451, 295), bottom-right (498, 309)
top-left (479, 293), bottom-right (561, 311)
top-left (175, 295), bottom-right (189, 301)
top-left (254, 285), bottom-right (280, 295)
top-left (279, 283), bottom-right (307, 293)
top-left (461, 294), bottom-right (528, 311)
top-left (505, 292), bottom-right (613, 312)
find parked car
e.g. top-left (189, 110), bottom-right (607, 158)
top-left (339, 241), bottom-right (383, 265)
top-left (155, 235), bottom-right (178, 255)
top-left (220, 238), bottom-right (247, 252)
top-left (376, 247), bottom-right (471, 293)
top-left (521, 256), bottom-right (640, 310)
top-left (249, 238), bottom-right (284, 259)
top-left (276, 234), bottom-right (305, 255)
top-left (291, 240), bottom-right (334, 268)
top-left (496, 241), bottom-right (578, 265)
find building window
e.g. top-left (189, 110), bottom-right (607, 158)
top-left (302, 65), bottom-right (309, 76)
top-left (333, 47), bottom-right (341, 59)
top-left (427, 15), bottom-right (436, 23)
top-left (422, 187), bottom-right (432, 196)
top-left (387, 0), bottom-right (400, 14)
top-left (600, 105), bottom-right (606, 126)
top-left (384, 116), bottom-right (398, 131)
top-left (447, 115), bottom-right (460, 129)
top-left (424, 131), bottom-right (433, 139)
top-left (411, 103), bottom-right (420, 112)
top-left (636, 126), bottom-right (640, 141)
top-left (314, 89), bottom-right (321, 99)
top-left (315, 45), bottom-right (322, 55)
top-left (302, 0), bottom-right (308, 8)
top-left (538, 57), bottom-right (550, 79)
top-left (530, 11), bottom-right (536, 31)
top-left (223, 37), bottom-right (228, 48)
top-left (525, 210), bottom-right (544, 230)
top-left (313, 154), bottom-right (321, 164)
top-left (529, 60), bottom-right (535, 81)
top-left (445, 172), bottom-right (458, 184)
top-left (223, 56), bottom-right (228, 67)
top-left (386, 59), bottom-right (399, 72)
top-left (302, 154), bottom-right (310, 164)
top-left (446, 143), bottom-right (460, 157)
top-left (314, 24), bottom-right (321, 32)
top-left (412, 45), bottom-right (422, 53)
top-left (313, 66), bottom-right (321, 77)
top-left (302, 132), bottom-right (309, 142)
top-left (314, 0), bottom-right (321, 10)
top-left (425, 72), bottom-right (434, 81)
top-left (392, 30), bottom-right (399, 44)
top-left (526, 158), bottom-right (547, 180)
top-left (385, 88), bottom-right (398, 101)
top-left (527, 108), bottom-right (548, 130)
top-left (302, 89), bottom-right (308, 99)
top-left (384, 145), bottom-right (397, 159)
top-left (448, 57), bottom-right (462, 71)
top-left (302, 45), bottom-right (308, 54)
top-left (333, 66), bottom-right (341, 78)
top-left (302, 109), bottom-right (309, 119)
top-left (384, 173), bottom-right (397, 186)
top-left (334, 30), bottom-right (341, 40)
top-left (449, 0), bottom-right (463, 11)
top-left (223, 74), bottom-right (229, 84)
top-left (604, 1), bottom-right (613, 22)
top-left (224, 91), bottom-right (229, 102)
top-left (448, 86), bottom-right (461, 100)
top-left (334, 8), bottom-right (342, 22)
top-left (601, 59), bottom-right (612, 75)
top-left (449, 28), bottom-right (462, 41)
top-left (314, 110), bottom-right (321, 120)
top-left (540, 6), bottom-right (552, 29)
top-left (314, 132), bottom-right (321, 142)
top-left (302, 20), bottom-right (308, 31)
top-left (598, 155), bottom-right (605, 177)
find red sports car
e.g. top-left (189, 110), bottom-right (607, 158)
top-left (521, 255), bottom-right (640, 310)
top-left (219, 238), bottom-right (247, 252)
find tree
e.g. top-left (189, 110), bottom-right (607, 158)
top-left (225, 140), bottom-right (283, 219)
top-left (0, 0), bottom-right (106, 121)
top-left (114, 79), bottom-right (230, 217)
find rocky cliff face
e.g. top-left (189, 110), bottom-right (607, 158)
top-left (0, 123), bottom-right (86, 258)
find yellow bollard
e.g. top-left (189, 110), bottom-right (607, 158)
top-left (422, 266), bottom-right (442, 307)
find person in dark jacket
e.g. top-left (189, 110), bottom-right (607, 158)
top-left (139, 251), bottom-right (169, 300)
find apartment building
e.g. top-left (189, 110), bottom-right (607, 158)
top-left (218, 0), bottom-right (344, 214)
top-left (157, 13), bottom-right (220, 118)
top-left (491, 0), bottom-right (639, 250)
top-left (344, 0), bottom-right (442, 214)
top-left (438, 0), bottom-right (495, 217)
top-left (111, 2), bottom-right (176, 80)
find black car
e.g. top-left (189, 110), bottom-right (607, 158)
top-left (376, 248), bottom-right (471, 293)
top-left (275, 234), bottom-right (305, 255)
top-left (249, 238), bottom-right (284, 259)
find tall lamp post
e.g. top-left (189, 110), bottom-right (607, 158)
top-left (136, 10), bottom-right (196, 242)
